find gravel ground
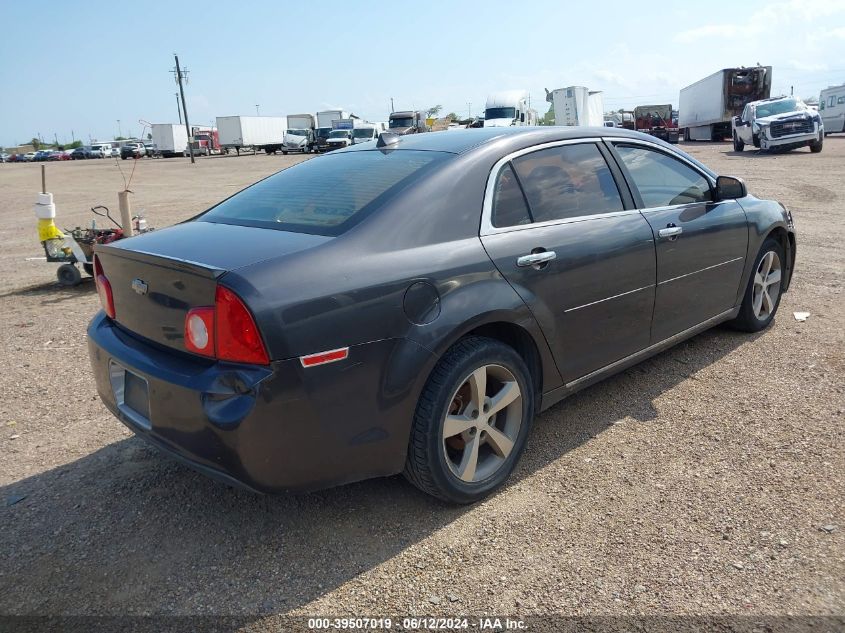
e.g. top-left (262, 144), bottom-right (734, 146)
top-left (0, 142), bottom-right (842, 621)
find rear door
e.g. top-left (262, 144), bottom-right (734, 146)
top-left (480, 140), bottom-right (656, 384)
top-left (608, 141), bottom-right (748, 343)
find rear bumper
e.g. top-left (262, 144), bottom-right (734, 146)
top-left (87, 312), bottom-right (436, 493)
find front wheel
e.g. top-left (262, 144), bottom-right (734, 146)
top-left (733, 132), bottom-right (745, 152)
top-left (809, 133), bottom-right (823, 153)
top-left (404, 336), bottom-right (534, 504)
top-left (730, 238), bottom-right (786, 332)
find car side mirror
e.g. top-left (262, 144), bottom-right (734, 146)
top-left (715, 175), bottom-right (747, 200)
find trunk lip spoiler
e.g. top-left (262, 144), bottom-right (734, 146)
top-left (94, 244), bottom-right (226, 280)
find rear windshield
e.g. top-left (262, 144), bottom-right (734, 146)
top-left (199, 150), bottom-right (450, 236)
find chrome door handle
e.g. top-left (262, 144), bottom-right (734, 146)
top-left (517, 251), bottom-right (557, 267)
top-left (658, 226), bottom-right (683, 239)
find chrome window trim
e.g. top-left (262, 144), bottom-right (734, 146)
top-left (480, 137), bottom-right (639, 236)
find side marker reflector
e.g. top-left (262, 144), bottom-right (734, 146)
top-left (300, 347), bottom-right (349, 368)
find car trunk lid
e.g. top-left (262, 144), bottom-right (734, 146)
top-left (95, 221), bottom-right (331, 354)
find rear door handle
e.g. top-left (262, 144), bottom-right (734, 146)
top-left (658, 226), bottom-right (683, 240)
top-left (517, 251), bottom-right (557, 267)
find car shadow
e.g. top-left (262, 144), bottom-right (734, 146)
top-left (0, 325), bottom-right (758, 616)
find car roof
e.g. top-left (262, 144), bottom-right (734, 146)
top-left (339, 126), bottom-right (667, 156)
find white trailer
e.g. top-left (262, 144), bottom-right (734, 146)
top-left (819, 84), bottom-right (845, 134)
top-left (216, 116), bottom-right (287, 154)
top-left (151, 124), bottom-right (189, 158)
top-left (679, 66), bottom-right (772, 141)
top-left (483, 90), bottom-right (537, 127)
top-left (545, 86), bottom-right (604, 127)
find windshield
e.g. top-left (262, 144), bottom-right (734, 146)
top-left (353, 128), bottom-right (375, 139)
top-left (756, 98), bottom-right (805, 118)
top-left (329, 130), bottom-right (349, 138)
top-left (390, 117), bottom-right (414, 128)
top-left (200, 150), bottom-right (450, 237)
top-left (287, 129), bottom-right (307, 136)
top-left (485, 107), bottom-right (516, 120)
top-left (315, 128), bottom-right (331, 139)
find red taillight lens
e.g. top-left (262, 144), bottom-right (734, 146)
top-left (184, 307), bottom-right (215, 357)
top-left (215, 286), bottom-right (269, 365)
top-left (93, 254), bottom-right (115, 319)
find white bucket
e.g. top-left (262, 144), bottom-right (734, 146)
top-left (35, 202), bottom-right (56, 219)
top-left (37, 193), bottom-right (53, 206)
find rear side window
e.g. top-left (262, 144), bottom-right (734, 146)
top-left (492, 163), bottom-right (531, 227)
top-left (511, 143), bottom-right (623, 222)
top-left (614, 145), bottom-right (712, 208)
top-left (200, 150), bottom-right (449, 236)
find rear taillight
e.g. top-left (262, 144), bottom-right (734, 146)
top-left (182, 286), bottom-right (269, 365)
top-left (93, 254), bottom-right (115, 319)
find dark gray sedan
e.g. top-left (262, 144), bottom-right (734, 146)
top-left (87, 127), bottom-right (796, 503)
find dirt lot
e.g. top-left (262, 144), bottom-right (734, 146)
top-left (0, 141), bottom-right (842, 622)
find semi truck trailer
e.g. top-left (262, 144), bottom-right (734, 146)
top-left (679, 66), bottom-right (772, 141)
top-left (634, 104), bottom-right (679, 143)
top-left (151, 124), bottom-right (189, 158)
top-left (545, 86), bottom-right (604, 127)
top-left (216, 116), bottom-right (287, 155)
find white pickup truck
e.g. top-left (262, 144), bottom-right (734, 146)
top-left (732, 96), bottom-right (824, 153)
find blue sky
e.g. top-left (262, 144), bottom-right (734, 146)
top-left (1, 0), bottom-right (844, 147)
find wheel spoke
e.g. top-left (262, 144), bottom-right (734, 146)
top-left (760, 252), bottom-right (773, 279)
top-left (752, 288), bottom-right (763, 317)
top-left (765, 269), bottom-right (781, 288)
top-left (762, 288), bottom-right (773, 315)
top-left (754, 272), bottom-right (764, 288)
top-left (457, 435), bottom-right (480, 482)
top-left (487, 380), bottom-right (520, 417)
top-left (484, 425), bottom-right (514, 458)
top-left (467, 367), bottom-right (487, 411)
top-left (444, 414), bottom-right (475, 438)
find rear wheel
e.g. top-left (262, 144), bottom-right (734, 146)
top-left (404, 336), bottom-right (534, 504)
top-left (730, 238), bottom-right (785, 332)
top-left (57, 264), bottom-right (82, 287)
top-left (733, 132), bottom-right (745, 152)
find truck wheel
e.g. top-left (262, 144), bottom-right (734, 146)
top-left (752, 134), bottom-right (760, 148)
top-left (809, 133), bottom-right (823, 153)
top-left (57, 264), bottom-right (82, 287)
top-left (282, 151), bottom-right (288, 155)
top-left (733, 133), bottom-right (744, 152)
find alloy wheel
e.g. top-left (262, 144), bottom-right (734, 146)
top-left (442, 364), bottom-right (523, 483)
top-left (752, 250), bottom-right (782, 320)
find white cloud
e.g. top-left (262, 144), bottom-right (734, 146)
top-left (673, 24), bottom-right (746, 43)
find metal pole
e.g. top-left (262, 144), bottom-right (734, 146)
top-left (390, 97), bottom-right (394, 113)
top-left (117, 119), bottom-right (122, 138)
top-left (175, 54), bottom-right (195, 164)
top-left (255, 104), bottom-right (260, 116)
top-left (41, 165), bottom-right (46, 194)
top-left (175, 93), bottom-right (182, 124)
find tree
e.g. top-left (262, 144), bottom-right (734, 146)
top-left (115, 136), bottom-right (127, 141)
top-left (446, 112), bottom-right (458, 121)
top-left (426, 105), bottom-right (443, 118)
top-left (30, 137), bottom-right (40, 150)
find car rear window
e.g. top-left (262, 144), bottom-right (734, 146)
top-left (199, 150), bottom-right (450, 236)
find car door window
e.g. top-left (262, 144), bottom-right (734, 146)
top-left (511, 143), bottom-right (624, 222)
top-left (614, 145), bottom-right (712, 208)
top-left (491, 163), bottom-right (532, 227)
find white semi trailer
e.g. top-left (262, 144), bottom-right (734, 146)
top-left (216, 116), bottom-right (287, 154)
top-left (545, 86), bottom-right (604, 127)
top-left (679, 66), bottom-right (772, 141)
top-left (151, 124), bottom-right (189, 158)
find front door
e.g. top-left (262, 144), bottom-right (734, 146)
top-left (609, 142), bottom-right (748, 343)
top-left (480, 141), bottom-right (656, 384)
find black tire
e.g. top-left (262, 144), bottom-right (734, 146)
top-left (403, 336), bottom-right (534, 504)
top-left (809, 133), bottom-right (823, 153)
top-left (282, 151), bottom-right (288, 155)
top-left (82, 263), bottom-right (94, 277)
top-left (730, 237), bottom-right (786, 332)
top-left (733, 132), bottom-right (745, 152)
top-left (57, 264), bottom-right (82, 287)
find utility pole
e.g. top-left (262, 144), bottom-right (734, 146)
top-left (467, 102), bottom-right (472, 119)
top-left (175, 93), bottom-right (182, 124)
top-left (54, 133), bottom-right (58, 147)
top-left (117, 119), bottom-right (121, 138)
top-left (255, 104), bottom-right (260, 116)
top-left (390, 97), bottom-right (395, 113)
top-left (71, 130), bottom-right (75, 143)
top-left (172, 54), bottom-right (195, 164)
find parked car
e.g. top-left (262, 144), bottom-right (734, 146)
top-left (22, 152), bottom-right (37, 162)
top-left (70, 147), bottom-right (88, 160)
top-left (47, 151), bottom-right (65, 161)
top-left (0, 152), bottom-right (9, 163)
top-left (87, 127), bottom-right (796, 503)
top-left (110, 147), bottom-right (120, 158)
top-left (733, 96), bottom-right (824, 153)
top-left (120, 143), bottom-right (146, 159)
top-left (144, 143), bottom-right (155, 157)
top-left (33, 150), bottom-right (53, 161)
